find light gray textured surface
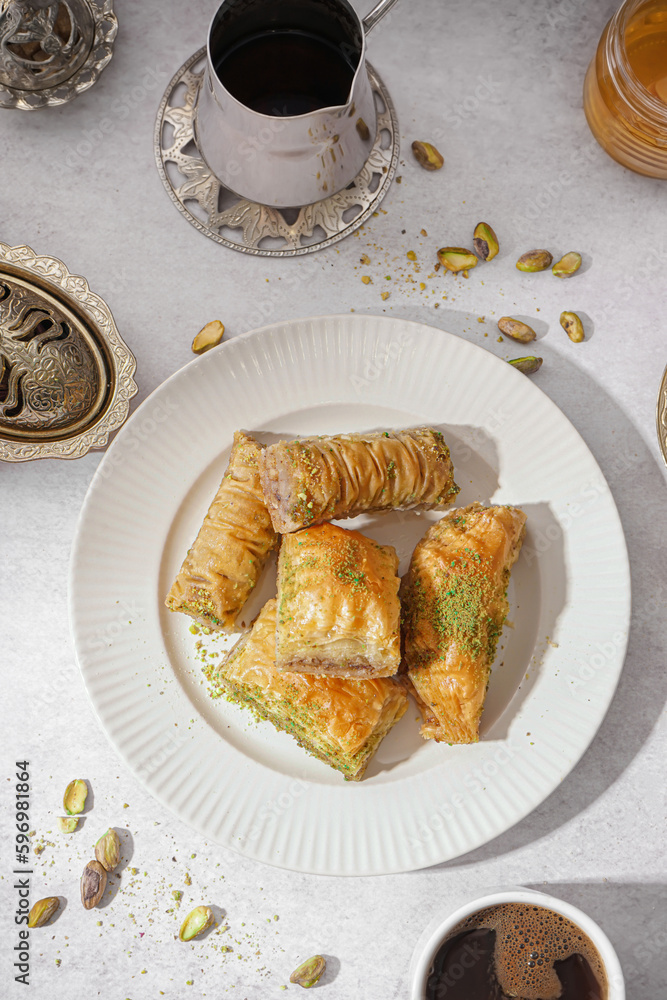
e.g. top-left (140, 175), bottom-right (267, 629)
top-left (1, 1), bottom-right (666, 997)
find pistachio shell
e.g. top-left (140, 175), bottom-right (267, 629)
top-left (192, 320), bottom-right (225, 355)
top-left (95, 828), bottom-right (121, 872)
top-left (179, 905), bottom-right (215, 941)
top-left (552, 251), bottom-right (582, 278)
top-left (81, 860), bottom-right (107, 910)
top-left (516, 249), bottom-right (553, 272)
top-left (57, 817), bottom-right (79, 833)
top-left (290, 954), bottom-right (326, 988)
top-left (560, 311), bottom-right (585, 342)
top-left (437, 247), bottom-right (478, 275)
top-left (63, 779), bottom-right (88, 815)
top-left (411, 141), bottom-right (444, 170)
top-left (497, 317), bottom-right (537, 343)
top-left (509, 356), bottom-right (543, 375)
top-left (473, 222), bottom-right (499, 261)
top-left (28, 897), bottom-right (60, 928)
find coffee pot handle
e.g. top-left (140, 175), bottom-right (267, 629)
top-left (362, 0), bottom-right (400, 34)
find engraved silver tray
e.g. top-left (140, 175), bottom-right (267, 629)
top-left (657, 363), bottom-right (667, 468)
top-left (0, 243), bottom-right (137, 461)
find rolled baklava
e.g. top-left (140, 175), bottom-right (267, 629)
top-left (165, 430), bottom-right (277, 631)
top-left (259, 427), bottom-right (459, 533)
top-left (276, 523), bottom-right (401, 678)
top-left (211, 600), bottom-right (409, 780)
top-left (402, 503), bottom-right (526, 743)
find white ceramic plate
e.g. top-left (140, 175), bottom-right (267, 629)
top-left (69, 315), bottom-right (630, 875)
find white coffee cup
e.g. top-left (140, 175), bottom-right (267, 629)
top-left (410, 886), bottom-right (624, 999)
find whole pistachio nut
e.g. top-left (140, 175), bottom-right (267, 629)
top-left (57, 816), bottom-right (79, 833)
top-left (95, 828), bottom-right (121, 872)
top-left (437, 247), bottom-right (478, 276)
top-left (497, 316), bottom-right (537, 343)
top-left (28, 897), bottom-right (60, 928)
top-left (192, 319), bottom-right (225, 355)
top-left (472, 222), bottom-right (499, 261)
top-left (411, 140), bottom-right (444, 170)
top-left (81, 860), bottom-right (107, 910)
top-left (516, 249), bottom-right (553, 272)
top-left (63, 778), bottom-right (88, 815)
top-left (552, 251), bottom-right (582, 278)
top-left (179, 905), bottom-right (215, 942)
top-left (509, 356), bottom-right (543, 375)
top-left (560, 311), bottom-right (585, 342)
top-left (290, 955), bottom-right (326, 988)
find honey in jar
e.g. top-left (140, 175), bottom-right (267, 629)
top-left (584, 0), bottom-right (667, 177)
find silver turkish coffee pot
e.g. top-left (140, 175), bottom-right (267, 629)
top-left (194, 0), bottom-right (400, 207)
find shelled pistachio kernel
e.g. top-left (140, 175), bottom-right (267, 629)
top-left (81, 860), bottom-right (107, 910)
top-left (552, 251), bottom-right (582, 278)
top-left (437, 247), bottom-right (478, 275)
top-left (179, 905), bottom-right (215, 942)
top-left (192, 320), bottom-right (225, 355)
top-left (57, 816), bottom-right (78, 833)
top-left (28, 897), bottom-right (60, 928)
top-left (509, 356), bottom-right (543, 375)
top-left (516, 249), bottom-right (553, 272)
top-left (290, 955), bottom-right (326, 988)
top-left (63, 779), bottom-right (88, 815)
top-left (95, 828), bottom-right (121, 872)
top-left (560, 311), bottom-right (585, 342)
top-left (411, 140), bottom-right (444, 170)
top-left (497, 317), bottom-right (537, 343)
top-left (472, 222), bottom-right (499, 261)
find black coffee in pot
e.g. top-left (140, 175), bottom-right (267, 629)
top-left (214, 28), bottom-right (357, 116)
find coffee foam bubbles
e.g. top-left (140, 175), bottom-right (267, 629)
top-left (451, 902), bottom-right (608, 1000)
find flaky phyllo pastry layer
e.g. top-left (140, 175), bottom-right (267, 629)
top-left (165, 431), bottom-right (277, 631)
top-left (170, 424), bottom-right (530, 774)
top-left (259, 427), bottom-right (459, 534)
top-left (210, 600), bottom-right (409, 780)
top-left (401, 503), bottom-right (526, 744)
top-left (276, 523), bottom-right (401, 678)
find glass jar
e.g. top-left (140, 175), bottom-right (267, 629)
top-left (584, 0), bottom-right (667, 178)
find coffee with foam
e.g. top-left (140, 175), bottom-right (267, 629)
top-left (426, 901), bottom-right (607, 1000)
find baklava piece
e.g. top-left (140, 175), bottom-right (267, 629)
top-left (166, 430), bottom-right (277, 631)
top-left (259, 426), bottom-right (459, 533)
top-left (276, 523), bottom-right (401, 678)
top-left (402, 503), bottom-right (526, 743)
top-left (212, 600), bottom-right (408, 780)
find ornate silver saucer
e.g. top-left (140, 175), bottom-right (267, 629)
top-left (0, 0), bottom-right (117, 111)
top-left (657, 363), bottom-right (667, 468)
top-left (154, 48), bottom-right (399, 256)
top-left (0, 243), bottom-right (137, 462)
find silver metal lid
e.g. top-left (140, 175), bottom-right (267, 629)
top-left (0, 0), bottom-right (117, 109)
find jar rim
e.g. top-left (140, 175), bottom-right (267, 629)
top-left (606, 0), bottom-right (667, 126)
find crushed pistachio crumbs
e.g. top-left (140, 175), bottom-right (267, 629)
top-left (407, 542), bottom-right (502, 664)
